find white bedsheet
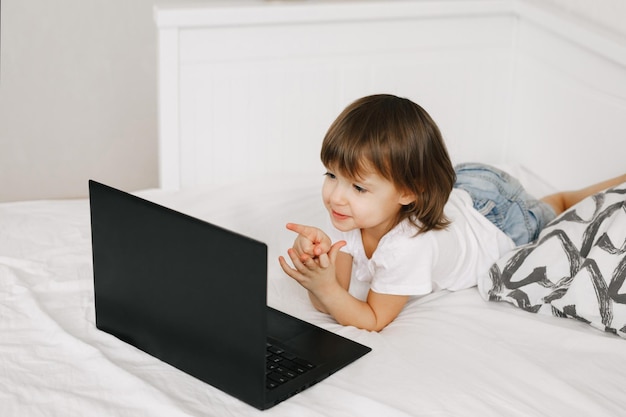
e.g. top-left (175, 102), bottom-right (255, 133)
top-left (2, 168), bottom-right (626, 417)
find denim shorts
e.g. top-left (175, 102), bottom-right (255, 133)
top-left (454, 163), bottom-right (556, 246)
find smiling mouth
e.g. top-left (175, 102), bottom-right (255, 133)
top-left (331, 210), bottom-right (349, 220)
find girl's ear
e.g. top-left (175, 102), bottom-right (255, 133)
top-left (399, 190), bottom-right (417, 206)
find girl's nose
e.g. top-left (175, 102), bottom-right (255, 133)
top-left (329, 183), bottom-right (347, 205)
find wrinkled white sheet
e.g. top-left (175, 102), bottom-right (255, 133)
top-left (2, 168), bottom-right (626, 417)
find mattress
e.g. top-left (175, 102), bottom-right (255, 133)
top-left (2, 167), bottom-right (626, 417)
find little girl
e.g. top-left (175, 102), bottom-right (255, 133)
top-left (278, 94), bottom-right (626, 332)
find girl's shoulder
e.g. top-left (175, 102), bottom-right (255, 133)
top-left (446, 187), bottom-right (475, 212)
top-left (378, 219), bottom-right (435, 252)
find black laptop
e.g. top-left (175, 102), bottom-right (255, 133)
top-left (88, 180), bottom-right (371, 410)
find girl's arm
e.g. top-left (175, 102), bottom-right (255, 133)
top-left (279, 246), bottom-right (409, 331)
top-left (320, 289), bottom-right (408, 332)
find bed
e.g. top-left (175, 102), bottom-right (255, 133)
top-left (3, 0), bottom-right (626, 416)
top-left (3, 170), bottom-right (626, 417)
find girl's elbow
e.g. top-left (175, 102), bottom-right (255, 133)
top-left (366, 312), bottom-right (397, 331)
top-left (369, 322), bottom-right (390, 332)
top-left (339, 317), bottom-right (389, 332)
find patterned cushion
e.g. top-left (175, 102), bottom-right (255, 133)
top-left (477, 181), bottom-right (626, 336)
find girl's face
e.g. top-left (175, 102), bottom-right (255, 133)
top-left (322, 166), bottom-right (415, 241)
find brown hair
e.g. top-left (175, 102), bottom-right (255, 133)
top-left (321, 94), bottom-right (455, 233)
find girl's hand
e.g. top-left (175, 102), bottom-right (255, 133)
top-left (279, 241), bottom-right (408, 332)
top-left (286, 223), bottom-right (332, 261)
top-left (278, 240), bottom-right (346, 293)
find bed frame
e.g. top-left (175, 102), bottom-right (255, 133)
top-left (154, 0), bottom-right (626, 192)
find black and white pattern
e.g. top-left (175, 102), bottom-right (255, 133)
top-left (477, 182), bottom-right (626, 336)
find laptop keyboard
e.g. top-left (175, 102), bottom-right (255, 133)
top-left (266, 342), bottom-right (316, 390)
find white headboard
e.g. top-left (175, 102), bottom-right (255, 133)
top-left (155, 0), bottom-right (626, 192)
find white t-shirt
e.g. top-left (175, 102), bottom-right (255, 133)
top-left (329, 188), bottom-right (515, 301)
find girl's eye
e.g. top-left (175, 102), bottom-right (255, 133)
top-left (324, 172), bottom-right (336, 180)
top-left (353, 184), bottom-right (367, 193)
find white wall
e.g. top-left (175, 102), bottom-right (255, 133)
top-left (0, 0), bottom-right (624, 202)
top-left (0, 0), bottom-right (179, 202)
top-left (507, 1), bottom-right (626, 190)
top-left (522, 0), bottom-right (626, 41)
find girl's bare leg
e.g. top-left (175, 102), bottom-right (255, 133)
top-left (541, 173), bottom-right (626, 216)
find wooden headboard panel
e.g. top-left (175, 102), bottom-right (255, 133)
top-left (155, 0), bottom-right (626, 192)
